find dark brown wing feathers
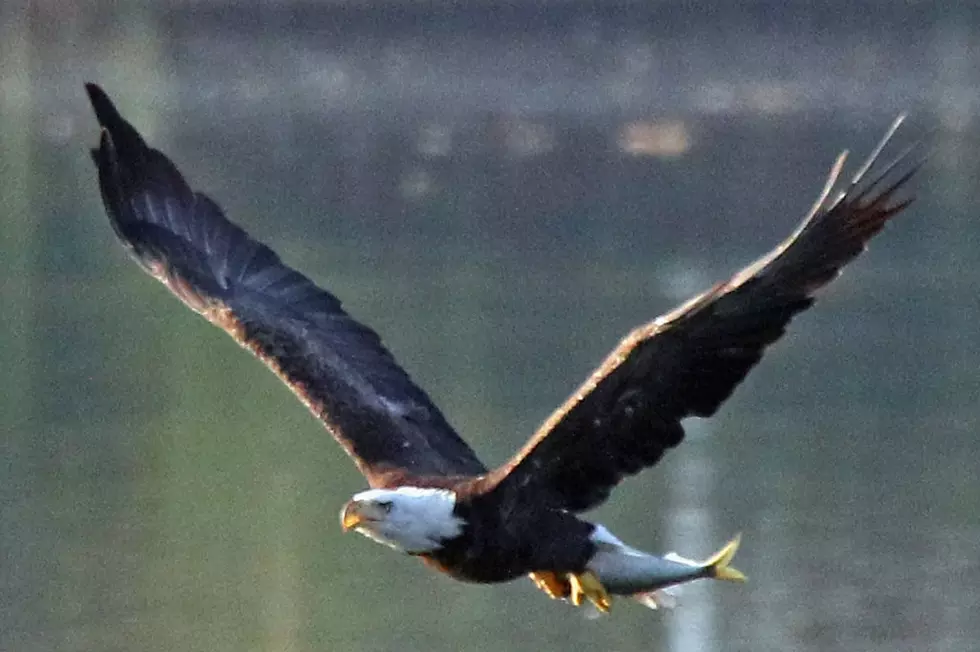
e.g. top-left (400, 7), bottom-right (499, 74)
top-left (86, 84), bottom-right (486, 482)
top-left (89, 85), bottom-right (919, 510)
top-left (481, 117), bottom-right (921, 512)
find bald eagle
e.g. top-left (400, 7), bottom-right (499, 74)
top-left (86, 83), bottom-right (919, 614)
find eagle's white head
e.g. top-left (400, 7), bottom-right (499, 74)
top-left (340, 487), bottom-right (465, 554)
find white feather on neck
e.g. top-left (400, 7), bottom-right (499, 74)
top-left (349, 487), bottom-right (464, 554)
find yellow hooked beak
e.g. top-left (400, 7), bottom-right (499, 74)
top-left (340, 500), bottom-right (388, 531)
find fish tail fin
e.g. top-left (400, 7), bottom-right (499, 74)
top-left (704, 533), bottom-right (746, 582)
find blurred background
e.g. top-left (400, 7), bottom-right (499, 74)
top-left (2, 1), bottom-right (979, 651)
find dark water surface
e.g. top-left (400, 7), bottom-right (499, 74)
top-left (3, 3), bottom-right (980, 651)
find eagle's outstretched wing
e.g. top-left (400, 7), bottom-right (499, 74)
top-left (479, 117), bottom-right (920, 512)
top-left (86, 84), bottom-right (486, 482)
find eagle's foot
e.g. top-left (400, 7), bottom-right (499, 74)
top-left (530, 571), bottom-right (571, 600)
top-left (568, 570), bottom-right (612, 613)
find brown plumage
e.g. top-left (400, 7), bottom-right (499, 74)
top-left (87, 82), bottom-right (920, 594)
top-left (476, 123), bottom-right (919, 512)
top-left (86, 83), bottom-right (486, 483)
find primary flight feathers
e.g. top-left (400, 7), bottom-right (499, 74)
top-left (87, 83), bottom-right (487, 481)
top-left (86, 83), bottom-right (919, 510)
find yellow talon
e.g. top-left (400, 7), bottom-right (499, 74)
top-left (567, 571), bottom-right (612, 613)
top-left (529, 571), bottom-right (570, 600)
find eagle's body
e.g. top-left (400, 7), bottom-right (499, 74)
top-left (421, 487), bottom-right (595, 584)
top-left (85, 82), bottom-right (920, 614)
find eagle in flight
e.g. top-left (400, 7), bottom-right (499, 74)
top-left (86, 83), bottom-right (918, 614)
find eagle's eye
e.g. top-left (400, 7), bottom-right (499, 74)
top-left (378, 500), bottom-right (393, 513)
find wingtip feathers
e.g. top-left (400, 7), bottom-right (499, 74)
top-left (85, 83), bottom-right (147, 160)
top-left (85, 83), bottom-right (120, 129)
